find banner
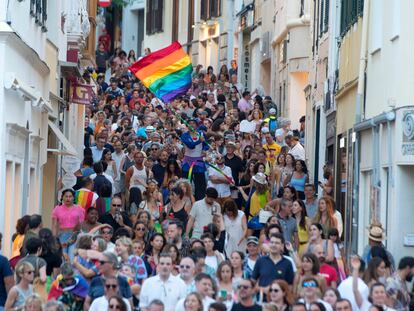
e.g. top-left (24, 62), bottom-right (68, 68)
top-left (71, 83), bottom-right (93, 105)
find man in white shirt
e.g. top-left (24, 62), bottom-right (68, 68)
top-left (175, 273), bottom-right (215, 311)
top-left (178, 257), bottom-right (196, 294)
top-left (286, 135), bottom-right (305, 161)
top-left (207, 155), bottom-right (233, 206)
top-left (338, 257), bottom-right (369, 311)
top-left (140, 253), bottom-right (187, 311)
top-left (185, 188), bottom-right (221, 239)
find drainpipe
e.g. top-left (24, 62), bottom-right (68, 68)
top-left (353, 0), bottom-right (370, 254)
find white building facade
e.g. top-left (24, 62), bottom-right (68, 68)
top-left (355, 0), bottom-right (414, 258)
top-left (0, 0), bottom-right (92, 256)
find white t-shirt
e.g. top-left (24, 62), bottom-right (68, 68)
top-left (338, 276), bottom-right (369, 311)
top-left (207, 165), bottom-right (232, 197)
top-left (90, 296), bottom-right (131, 311)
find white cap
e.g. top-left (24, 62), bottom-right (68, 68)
top-left (269, 108), bottom-right (276, 115)
top-left (275, 128), bottom-right (284, 137)
top-left (261, 127), bottom-right (270, 134)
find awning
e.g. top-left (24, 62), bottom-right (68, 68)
top-left (47, 120), bottom-right (78, 156)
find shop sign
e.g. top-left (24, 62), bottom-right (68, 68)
top-left (401, 110), bottom-right (414, 155)
top-left (71, 83), bottom-right (93, 105)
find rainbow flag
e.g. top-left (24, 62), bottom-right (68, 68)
top-left (75, 189), bottom-right (97, 210)
top-left (129, 41), bottom-right (193, 103)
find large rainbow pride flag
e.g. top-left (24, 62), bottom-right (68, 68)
top-left (129, 41), bottom-right (193, 103)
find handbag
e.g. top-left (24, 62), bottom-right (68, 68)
top-left (247, 215), bottom-right (265, 230)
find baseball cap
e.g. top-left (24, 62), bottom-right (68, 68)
top-left (269, 108), bottom-right (276, 115)
top-left (145, 125), bottom-right (155, 132)
top-left (275, 128), bottom-right (284, 137)
top-left (261, 127), bottom-right (270, 134)
top-left (246, 236), bottom-right (259, 245)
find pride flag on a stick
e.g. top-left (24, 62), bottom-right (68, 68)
top-left (129, 41), bottom-right (193, 103)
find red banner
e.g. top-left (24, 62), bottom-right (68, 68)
top-left (71, 83), bottom-right (93, 105)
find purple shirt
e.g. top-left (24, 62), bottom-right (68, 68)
top-left (238, 98), bottom-right (252, 113)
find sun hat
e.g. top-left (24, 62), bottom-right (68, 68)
top-left (252, 172), bottom-right (267, 185)
top-left (367, 223), bottom-right (386, 242)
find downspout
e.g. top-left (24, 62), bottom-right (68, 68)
top-left (352, 0), bottom-right (370, 254)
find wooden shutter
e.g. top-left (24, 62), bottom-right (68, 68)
top-left (146, 0), bottom-right (152, 34)
top-left (200, 0), bottom-right (207, 20)
top-left (154, 0), bottom-right (163, 32)
top-left (211, 0), bottom-right (221, 18)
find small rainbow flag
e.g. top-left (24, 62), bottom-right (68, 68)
top-left (129, 41), bottom-right (193, 103)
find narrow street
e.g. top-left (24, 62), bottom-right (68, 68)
top-left (0, 0), bottom-right (413, 310)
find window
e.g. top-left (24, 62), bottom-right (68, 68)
top-left (340, 0), bottom-right (363, 36)
top-left (146, 0), bottom-right (164, 35)
top-left (369, 0), bottom-right (382, 53)
top-left (30, 0), bottom-right (47, 32)
top-left (300, 0), bottom-right (305, 17)
top-left (319, 0), bottom-right (330, 36)
top-left (200, 0), bottom-right (221, 20)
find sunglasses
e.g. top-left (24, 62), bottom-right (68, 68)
top-left (180, 265), bottom-right (191, 269)
top-left (303, 281), bottom-right (318, 288)
top-left (237, 285), bottom-right (251, 290)
top-left (151, 148), bottom-right (159, 151)
top-left (105, 284), bottom-right (118, 289)
top-left (109, 304), bottom-right (121, 310)
top-left (100, 260), bottom-right (111, 265)
top-left (102, 231), bottom-right (112, 235)
top-left (112, 204), bottom-right (122, 207)
top-left (269, 288), bottom-right (280, 293)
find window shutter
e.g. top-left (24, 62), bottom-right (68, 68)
top-left (319, 0), bottom-right (324, 36)
top-left (155, 0), bottom-right (163, 32)
top-left (324, 0), bottom-right (329, 32)
top-left (211, 0), bottom-right (221, 18)
top-left (146, 0), bottom-right (152, 34)
top-left (200, 0), bottom-right (207, 20)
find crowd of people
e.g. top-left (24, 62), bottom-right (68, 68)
top-left (0, 45), bottom-right (413, 311)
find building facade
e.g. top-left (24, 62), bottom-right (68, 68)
top-left (355, 0), bottom-right (414, 258)
top-left (0, 0), bottom-right (95, 256)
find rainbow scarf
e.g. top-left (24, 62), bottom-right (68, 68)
top-left (129, 42), bottom-right (192, 102)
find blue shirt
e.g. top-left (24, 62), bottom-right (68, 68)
top-left (88, 275), bottom-right (131, 301)
top-left (251, 255), bottom-right (294, 286)
top-left (0, 255), bottom-right (12, 306)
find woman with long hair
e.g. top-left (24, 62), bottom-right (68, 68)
top-left (302, 223), bottom-right (334, 263)
top-left (12, 215), bottom-right (30, 257)
top-left (270, 153), bottom-right (285, 198)
top-left (223, 199), bottom-right (247, 256)
top-left (292, 199), bottom-right (309, 254)
top-left (216, 261), bottom-right (234, 305)
top-left (280, 153), bottom-right (295, 189)
top-left (108, 295), bottom-right (129, 311)
top-left (184, 292), bottom-right (203, 311)
top-left (313, 197), bottom-right (338, 237)
top-left (178, 179), bottom-right (195, 208)
top-left (145, 233), bottom-right (166, 275)
top-left (290, 160), bottom-right (308, 200)
top-left (115, 236), bottom-right (148, 283)
top-left (52, 189), bottom-right (85, 258)
top-left (162, 244), bottom-right (180, 275)
top-left (239, 160), bottom-right (257, 195)
top-left (363, 257), bottom-right (387, 287)
top-left (267, 279), bottom-right (294, 311)
top-left (132, 220), bottom-right (148, 246)
top-left (4, 261), bottom-right (34, 310)
top-left (162, 159), bottom-right (182, 189)
top-left (293, 253), bottom-right (326, 297)
top-left (127, 49), bottom-right (136, 64)
top-left (166, 187), bottom-right (189, 228)
top-left (39, 228), bottom-right (62, 283)
top-left (229, 251), bottom-right (245, 281)
top-left (101, 148), bottom-right (118, 182)
top-left (139, 179), bottom-right (163, 224)
top-left (323, 287), bottom-right (341, 308)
